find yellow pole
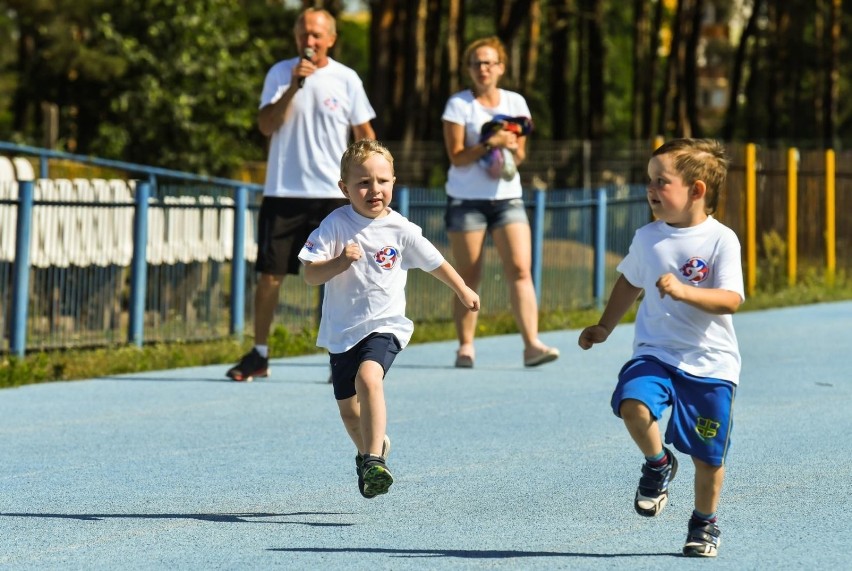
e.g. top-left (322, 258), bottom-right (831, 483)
top-left (745, 144), bottom-right (757, 296)
top-left (787, 148), bottom-right (798, 286)
top-left (825, 149), bottom-right (836, 286)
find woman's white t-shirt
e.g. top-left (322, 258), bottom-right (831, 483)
top-left (442, 89), bottom-right (531, 200)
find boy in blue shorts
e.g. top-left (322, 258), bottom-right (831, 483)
top-left (578, 138), bottom-right (743, 557)
top-left (299, 139), bottom-right (479, 498)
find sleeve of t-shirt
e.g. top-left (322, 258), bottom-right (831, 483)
top-left (713, 228), bottom-right (746, 301)
top-left (616, 230), bottom-right (645, 289)
top-left (259, 61), bottom-right (294, 109)
top-left (400, 223), bottom-right (445, 272)
top-left (441, 94), bottom-right (467, 125)
top-left (298, 220), bottom-right (337, 264)
top-left (347, 74), bottom-right (376, 126)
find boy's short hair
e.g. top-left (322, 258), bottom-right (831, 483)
top-left (653, 138), bottom-right (729, 214)
top-left (340, 139), bottom-right (395, 182)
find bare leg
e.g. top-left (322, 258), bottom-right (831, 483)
top-left (491, 223), bottom-right (545, 354)
top-left (354, 360), bottom-right (387, 456)
top-left (693, 458), bottom-right (724, 515)
top-left (253, 273), bottom-right (284, 345)
top-left (448, 230), bottom-right (486, 359)
top-left (619, 399), bottom-right (664, 457)
top-left (337, 394), bottom-right (363, 451)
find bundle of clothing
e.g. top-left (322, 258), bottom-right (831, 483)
top-left (478, 115), bottom-right (533, 181)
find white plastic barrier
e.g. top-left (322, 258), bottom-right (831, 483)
top-left (15, 179), bottom-right (257, 267)
top-left (13, 157), bottom-right (35, 181)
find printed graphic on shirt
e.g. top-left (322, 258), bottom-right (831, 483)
top-left (695, 416), bottom-right (720, 441)
top-left (303, 240), bottom-right (315, 252)
top-left (374, 246), bottom-right (399, 270)
top-left (680, 257), bottom-right (710, 284)
top-left (324, 97), bottom-right (340, 112)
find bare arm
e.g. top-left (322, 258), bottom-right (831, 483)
top-left (578, 274), bottom-right (642, 349)
top-left (258, 86), bottom-right (298, 137)
top-left (655, 273), bottom-right (743, 314)
top-left (352, 121), bottom-right (375, 141)
top-left (303, 243), bottom-right (362, 286)
top-left (429, 261), bottom-right (480, 312)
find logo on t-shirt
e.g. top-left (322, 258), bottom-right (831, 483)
top-left (680, 257), bottom-right (709, 283)
top-left (374, 246), bottom-right (399, 269)
top-left (303, 240), bottom-right (315, 252)
top-left (324, 97), bottom-right (340, 111)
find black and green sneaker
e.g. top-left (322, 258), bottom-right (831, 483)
top-left (356, 435), bottom-right (391, 499)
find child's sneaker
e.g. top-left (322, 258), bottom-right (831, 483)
top-left (355, 435), bottom-right (391, 499)
top-left (683, 518), bottom-right (721, 557)
top-left (225, 348), bottom-right (269, 382)
top-left (634, 447), bottom-right (678, 517)
top-left (361, 455), bottom-right (394, 497)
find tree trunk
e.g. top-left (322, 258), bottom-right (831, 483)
top-left (586, 0), bottom-right (605, 139)
top-left (684, 0), bottom-right (703, 137)
top-left (631, 0), bottom-right (649, 139)
top-left (823, 0), bottom-right (841, 148)
top-left (644, 0), bottom-right (664, 139)
top-left (723, 0), bottom-right (763, 141)
top-left (549, 0), bottom-right (573, 139)
top-left (368, 0), bottom-right (398, 138)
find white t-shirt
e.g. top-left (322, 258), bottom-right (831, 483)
top-left (617, 216), bottom-right (745, 384)
top-left (260, 57), bottom-right (376, 198)
top-left (298, 205), bottom-right (445, 353)
top-left (442, 89), bottom-right (531, 200)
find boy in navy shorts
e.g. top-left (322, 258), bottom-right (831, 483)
top-left (299, 140), bottom-right (479, 498)
top-left (579, 138), bottom-right (743, 557)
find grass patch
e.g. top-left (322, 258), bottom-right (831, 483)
top-left (2, 278), bottom-right (850, 390)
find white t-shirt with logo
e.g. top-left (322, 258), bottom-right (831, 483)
top-left (617, 216), bottom-right (745, 384)
top-left (260, 57), bottom-right (376, 198)
top-left (441, 89), bottom-right (531, 200)
top-left (298, 205), bottom-right (445, 353)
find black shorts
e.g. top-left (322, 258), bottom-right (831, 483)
top-left (329, 333), bottom-right (402, 400)
top-left (256, 196), bottom-right (349, 275)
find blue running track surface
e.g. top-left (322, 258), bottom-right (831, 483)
top-left (1, 302), bottom-right (850, 570)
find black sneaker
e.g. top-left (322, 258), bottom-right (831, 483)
top-left (634, 447), bottom-right (678, 517)
top-left (356, 435), bottom-right (391, 499)
top-left (683, 518), bottom-right (721, 557)
top-left (225, 348), bottom-right (269, 382)
top-left (361, 455), bottom-right (394, 497)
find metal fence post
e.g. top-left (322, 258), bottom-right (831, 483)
top-left (531, 187), bottom-right (546, 302)
top-left (593, 187), bottom-right (607, 311)
top-left (10, 180), bottom-right (34, 356)
top-left (230, 186), bottom-right (247, 337)
top-left (128, 181), bottom-right (150, 346)
top-left (396, 185), bottom-right (409, 218)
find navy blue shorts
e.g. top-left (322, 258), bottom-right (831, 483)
top-left (329, 333), bottom-right (402, 401)
top-left (444, 197), bottom-right (529, 232)
top-left (611, 356), bottom-right (736, 466)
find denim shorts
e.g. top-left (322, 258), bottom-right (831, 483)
top-left (329, 333), bottom-right (401, 401)
top-left (611, 355), bottom-right (735, 466)
top-left (444, 197), bottom-right (529, 232)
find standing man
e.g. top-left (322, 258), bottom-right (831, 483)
top-left (227, 7), bottom-right (376, 382)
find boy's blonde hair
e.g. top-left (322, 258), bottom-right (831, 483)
top-left (653, 138), bottom-right (729, 214)
top-left (340, 139), bottom-right (395, 182)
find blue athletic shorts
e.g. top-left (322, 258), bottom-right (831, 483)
top-left (611, 355), bottom-right (735, 466)
top-left (329, 333), bottom-right (401, 401)
top-left (444, 197), bottom-right (529, 232)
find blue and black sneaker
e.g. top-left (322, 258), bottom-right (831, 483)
top-left (634, 446), bottom-right (678, 517)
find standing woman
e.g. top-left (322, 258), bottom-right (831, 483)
top-left (442, 36), bottom-right (559, 369)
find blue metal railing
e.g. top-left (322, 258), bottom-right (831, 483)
top-left (1, 141), bottom-right (649, 356)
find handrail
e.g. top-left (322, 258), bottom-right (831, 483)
top-left (0, 141), bottom-right (263, 191)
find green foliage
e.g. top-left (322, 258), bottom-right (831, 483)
top-left (89, 0), bottom-right (272, 175)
